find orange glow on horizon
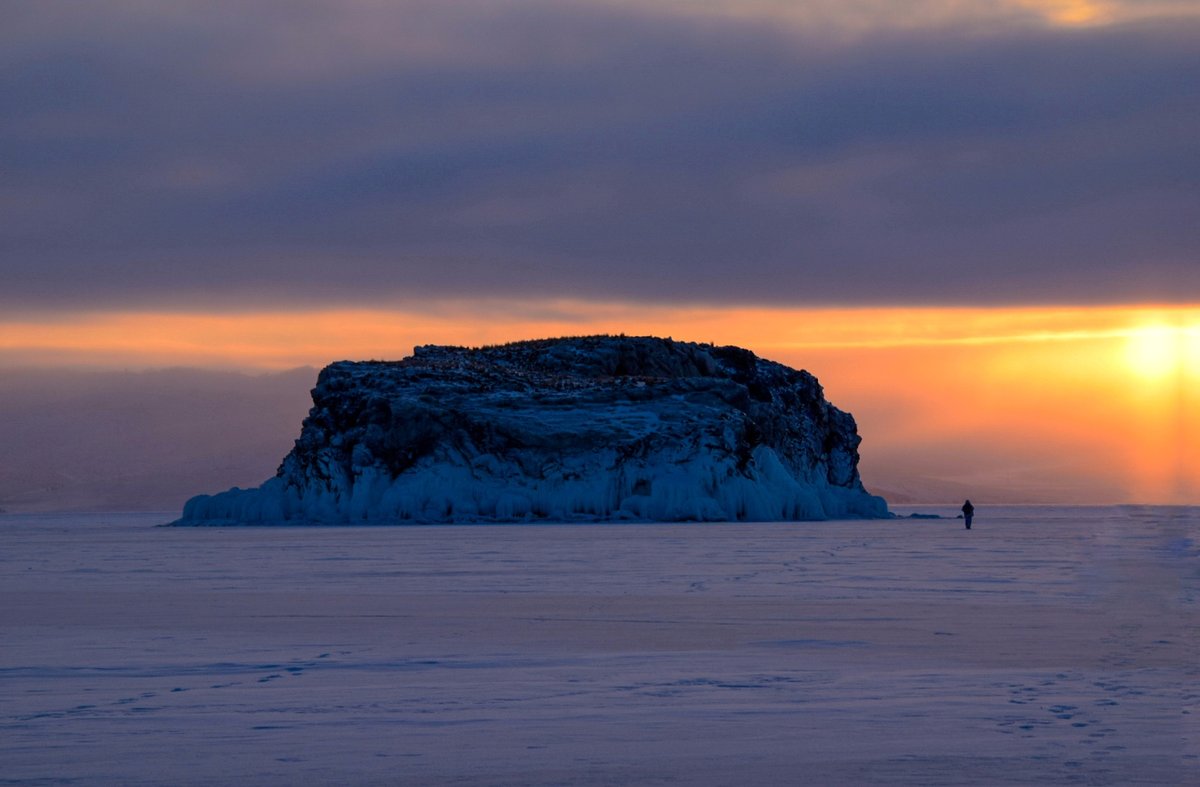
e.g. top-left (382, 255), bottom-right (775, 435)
top-left (1, 301), bottom-right (1196, 504)
top-left (3, 302), bottom-right (1196, 368)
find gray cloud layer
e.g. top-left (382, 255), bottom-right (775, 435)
top-left (3, 1), bottom-right (1198, 310)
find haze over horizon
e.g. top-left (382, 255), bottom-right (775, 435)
top-left (2, 0), bottom-right (1198, 509)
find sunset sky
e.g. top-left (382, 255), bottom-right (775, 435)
top-left (3, 1), bottom-right (1198, 505)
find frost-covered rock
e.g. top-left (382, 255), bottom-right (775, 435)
top-left (175, 336), bottom-right (888, 524)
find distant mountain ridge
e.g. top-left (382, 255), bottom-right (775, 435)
top-left (177, 336), bottom-right (889, 524)
top-left (0, 367), bottom-right (315, 512)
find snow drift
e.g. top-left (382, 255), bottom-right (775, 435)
top-left (176, 336), bottom-right (888, 524)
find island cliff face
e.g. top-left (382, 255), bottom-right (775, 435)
top-left (177, 336), bottom-right (888, 524)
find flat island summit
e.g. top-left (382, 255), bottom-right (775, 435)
top-left (177, 336), bottom-right (888, 525)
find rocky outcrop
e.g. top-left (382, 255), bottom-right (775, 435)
top-left (176, 336), bottom-right (888, 524)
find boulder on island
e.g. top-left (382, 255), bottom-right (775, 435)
top-left (175, 336), bottom-right (888, 524)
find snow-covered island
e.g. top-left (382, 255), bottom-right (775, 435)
top-left (175, 336), bottom-right (888, 524)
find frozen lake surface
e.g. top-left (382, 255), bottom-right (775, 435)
top-left (2, 506), bottom-right (1197, 785)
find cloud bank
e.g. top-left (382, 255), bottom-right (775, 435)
top-left (3, 0), bottom-right (1198, 311)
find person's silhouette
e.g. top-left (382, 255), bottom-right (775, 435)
top-left (961, 499), bottom-right (975, 530)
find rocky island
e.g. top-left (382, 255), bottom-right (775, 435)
top-left (175, 336), bottom-right (888, 524)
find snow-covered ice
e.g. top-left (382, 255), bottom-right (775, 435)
top-left (2, 506), bottom-right (1196, 784)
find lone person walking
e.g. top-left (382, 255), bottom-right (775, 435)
top-left (961, 499), bottom-right (975, 530)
